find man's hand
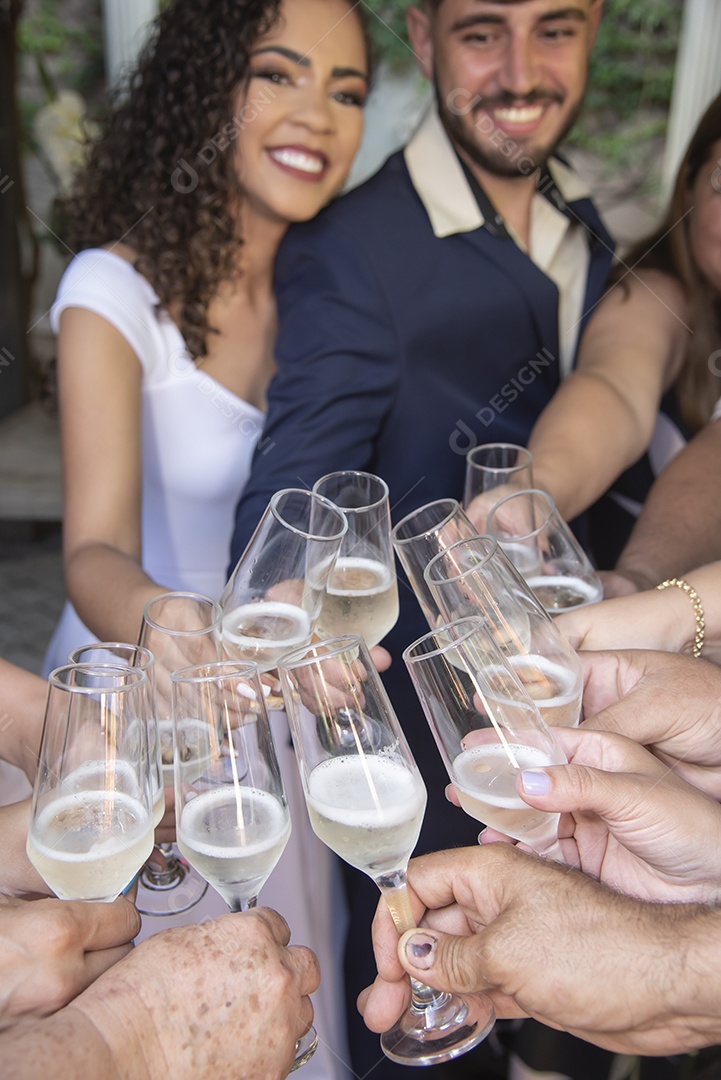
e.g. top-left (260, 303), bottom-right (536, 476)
top-left (478, 726), bottom-right (721, 903)
top-left (0, 895), bottom-right (140, 1027)
top-left (579, 650), bottom-right (721, 799)
top-left (71, 907), bottom-right (318, 1080)
top-left (358, 845), bottom-right (721, 1056)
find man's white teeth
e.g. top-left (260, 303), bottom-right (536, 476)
top-left (492, 105), bottom-right (544, 124)
top-left (270, 149), bottom-right (324, 173)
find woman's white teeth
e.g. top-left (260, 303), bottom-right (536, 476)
top-left (270, 149), bottom-right (324, 173)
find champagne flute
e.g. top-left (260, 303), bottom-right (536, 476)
top-left (486, 489), bottom-right (603, 614)
top-left (68, 643), bottom-right (164, 831)
top-left (220, 488), bottom-right (347, 671)
top-left (135, 590), bottom-right (224, 915)
top-left (27, 663), bottom-right (154, 902)
top-left (463, 442), bottom-right (533, 507)
top-left (312, 471), bottom-right (399, 648)
top-left (391, 498), bottom-right (477, 629)
top-left (171, 660), bottom-right (317, 1071)
top-left (424, 535), bottom-right (583, 728)
top-left (403, 616), bottom-right (566, 859)
top-left (278, 635), bottom-right (496, 1067)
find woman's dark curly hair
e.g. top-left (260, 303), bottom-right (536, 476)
top-left (62, 0), bottom-right (370, 359)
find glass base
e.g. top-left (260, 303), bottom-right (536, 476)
top-left (380, 992), bottom-right (495, 1067)
top-left (136, 847), bottom-right (208, 916)
top-left (290, 1025), bottom-right (318, 1071)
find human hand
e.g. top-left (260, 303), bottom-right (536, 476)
top-left (0, 800), bottom-right (54, 899)
top-left (359, 844), bottom-right (721, 1056)
top-left (598, 568), bottom-right (648, 598)
top-left (0, 894), bottom-right (139, 1028)
top-left (555, 589), bottom-right (692, 654)
top-left (465, 482), bottom-right (532, 537)
top-left (72, 907), bottom-right (319, 1080)
top-left (476, 726), bottom-right (721, 903)
top-left (579, 650), bottom-right (721, 799)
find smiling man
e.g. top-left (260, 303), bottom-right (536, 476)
top-left (230, 2), bottom-right (611, 1077)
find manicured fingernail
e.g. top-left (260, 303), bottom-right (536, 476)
top-left (478, 827), bottom-right (489, 844)
top-left (521, 769), bottom-right (550, 795)
top-left (404, 932), bottom-right (437, 970)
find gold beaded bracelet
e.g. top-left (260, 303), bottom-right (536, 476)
top-left (656, 578), bottom-right (705, 658)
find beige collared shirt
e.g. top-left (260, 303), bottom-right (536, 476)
top-left (404, 106), bottom-right (592, 377)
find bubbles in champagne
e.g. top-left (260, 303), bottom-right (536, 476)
top-left (452, 742), bottom-right (560, 852)
top-left (306, 755), bottom-right (426, 877)
top-left (526, 575), bottom-right (603, 614)
top-left (222, 601), bottom-right (311, 670)
top-left (177, 787), bottom-right (290, 903)
top-left (318, 557), bottom-right (399, 647)
top-left (27, 790), bottom-right (153, 901)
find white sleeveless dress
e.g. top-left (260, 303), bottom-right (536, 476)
top-left (43, 249), bottom-right (351, 1079)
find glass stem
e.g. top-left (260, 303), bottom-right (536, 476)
top-left (227, 894), bottom-right (258, 913)
top-left (376, 870), bottom-right (452, 1016)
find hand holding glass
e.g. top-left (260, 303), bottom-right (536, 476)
top-left (313, 471), bottom-right (399, 648)
top-left (424, 535), bottom-right (583, 728)
top-left (221, 488), bottom-right (347, 670)
top-left (404, 616), bottom-right (567, 860)
top-left (171, 660), bottom-right (317, 1071)
top-left (27, 663), bottom-right (154, 902)
top-left (486, 489), bottom-right (603, 614)
top-left (278, 635), bottom-right (495, 1066)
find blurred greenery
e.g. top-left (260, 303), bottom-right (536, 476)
top-left (17, 0), bottom-right (103, 142)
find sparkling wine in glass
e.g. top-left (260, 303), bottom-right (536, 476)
top-left (27, 663), bottom-right (155, 902)
top-left (171, 660), bottom-right (316, 1071)
top-left (391, 498), bottom-right (478, 630)
top-left (424, 535), bottom-right (583, 728)
top-left (404, 616), bottom-right (567, 859)
top-left (278, 635), bottom-right (495, 1066)
top-left (312, 471), bottom-right (399, 648)
top-left (135, 590), bottom-right (224, 915)
top-left (486, 489), bottom-right (603, 614)
top-left (68, 643), bottom-right (164, 829)
top-left (220, 488), bottom-right (347, 671)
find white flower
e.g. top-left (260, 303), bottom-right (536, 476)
top-left (33, 89), bottom-right (99, 194)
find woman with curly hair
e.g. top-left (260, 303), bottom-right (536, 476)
top-left (42, 1), bottom-right (368, 1073)
top-left (43, 0), bottom-right (369, 672)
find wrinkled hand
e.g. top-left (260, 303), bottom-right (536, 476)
top-left (72, 907), bottom-right (318, 1080)
top-left (359, 845), bottom-right (721, 1056)
top-left (580, 650), bottom-right (721, 799)
top-left (476, 726), bottom-right (721, 903)
top-left (0, 894), bottom-right (139, 1028)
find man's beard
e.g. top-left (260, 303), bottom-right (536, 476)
top-left (436, 82), bottom-right (584, 180)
